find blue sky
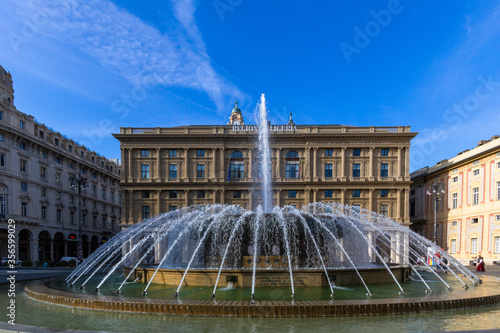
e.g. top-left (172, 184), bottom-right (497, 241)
top-left (1, 1), bottom-right (500, 171)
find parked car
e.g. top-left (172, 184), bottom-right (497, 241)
top-left (59, 257), bottom-right (79, 266)
top-left (0, 257), bottom-right (22, 265)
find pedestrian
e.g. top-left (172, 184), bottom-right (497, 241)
top-left (473, 256), bottom-right (477, 267)
top-left (476, 256), bottom-right (485, 272)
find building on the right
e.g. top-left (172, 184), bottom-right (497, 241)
top-left (410, 135), bottom-right (500, 264)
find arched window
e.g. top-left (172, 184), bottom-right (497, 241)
top-left (285, 150), bottom-right (300, 178)
top-left (229, 151), bottom-right (244, 180)
top-left (0, 185), bottom-right (7, 216)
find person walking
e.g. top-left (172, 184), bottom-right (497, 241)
top-left (476, 256), bottom-right (485, 272)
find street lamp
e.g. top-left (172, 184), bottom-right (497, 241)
top-left (69, 175), bottom-right (89, 261)
top-left (426, 179), bottom-right (445, 245)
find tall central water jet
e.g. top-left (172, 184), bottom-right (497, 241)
top-left (257, 93), bottom-right (272, 213)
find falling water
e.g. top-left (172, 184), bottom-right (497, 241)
top-left (258, 93), bottom-right (272, 213)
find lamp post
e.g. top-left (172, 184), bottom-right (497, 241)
top-left (69, 175), bottom-right (88, 261)
top-left (426, 179), bottom-right (445, 245)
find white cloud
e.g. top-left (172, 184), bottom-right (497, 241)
top-left (3, 0), bottom-right (246, 114)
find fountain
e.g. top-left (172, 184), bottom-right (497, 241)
top-left (24, 94), bottom-right (500, 317)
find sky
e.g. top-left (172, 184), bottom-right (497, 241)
top-left (1, 0), bottom-right (500, 171)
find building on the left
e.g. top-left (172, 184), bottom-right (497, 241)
top-left (0, 65), bottom-right (121, 263)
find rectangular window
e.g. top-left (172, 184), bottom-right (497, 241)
top-left (169, 164), bottom-right (177, 178)
top-left (380, 204), bottom-right (388, 217)
top-left (380, 189), bottom-right (389, 197)
top-left (0, 154), bottom-right (4, 167)
top-left (55, 173), bottom-right (61, 183)
top-left (380, 163), bottom-right (389, 177)
top-left (473, 187), bottom-right (479, 205)
top-left (41, 206), bottom-right (47, 220)
top-left (141, 149), bottom-right (149, 157)
top-left (54, 157), bottom-right (61, 164)
top-left (473, 169), bottom-right (480, 176)
top-left (0, 134), bottom-right (4, 141)
top-left (289, 190), bottom-right (297, 198)
top-left (68, 145), bottom-right (72, 152)
top-left (41, 187), bottom-right (46, 196)
top-left (325, 163), bottom-right (333, 177)
top-left (19, 142), bottom-right (26, 150)
top-left (81, 151), bottom-right (84, 158)
top-left (142, 191), bottom-right (150, 198)
top-left (111, 191), bottom-right (114, 201)
top-left (325, 190), bottom-right (333, 198)
top-left (20, 159), bottom-right (26, 172)
top-left (55, 138), bottom-right (59, 146)
top-left (197, 149), bottom-right (205, 157)
top-left (471, 217), bottom-right (478, 224)
top-left (21, 203), bottom-right (27, 217)
top-left (40, 166), bottom-right (46, 179)
top-left (170, 205), bottom-right (178, 212)
top-left (381, 148), bottom-right (389, 156)
top-left (102, 189), bottom-right (106, 198)
top-left (452, 193), bottom-right (458, 209)
top-left (197, 164), bottom-right (205, 178)
top-left (142, 206), bottom-right (150, 220)
top-left (352, 163), bottom-right (360, 177)
top-left (452, 176), bottom-right (458, 183)
top-left (325, 149), bottom-right (333, 157)
top-left (93, 216), bottom-right (97, 227)
top-left (451, 220), bottom-right (458, 226)
top-left (495, 236), bottom-right (500, 254)
top-left (170, 190), bottom-right (178, 199)
top-left (233, 190), bottom-right (242, 199)
top-left (352, 190), bottom-right (360, 198)
top-left (451, 239), bottom-right (456, 254)
top-left (19, 120), bottom-right (25, 129)
top-left (70, 212), bottom-right (75, 224)
top-left (410, 201), bottom-right (415, 217)
top-left (0, 194), bottom-right (6, 215)
top-left (471, 238), bottom-right (478, 254)
top-left (497, 161), bottom-right (500, 169)
top-left (230, 161), bottom-right (245, 180)
top-left (169, 149), bottom-right (177, 157)
top-left (141, 164), bottom-right (150, 178)
top-left (57, 209), bottom-right (61, 222)
top-left (197, 190), bottom-right (205, 199)
top-left (21, 182), bottom-right (27, 192)
top-left (82, 214), bottom-right (87, 226)
top-left (496, 214), bottom-right (500, 221)
top-left (56, 191), bottom-right (61, 200)
top-left (497, 182), bottom-right (500, 200)
top-left (353, 149), bottom-right (361, 156)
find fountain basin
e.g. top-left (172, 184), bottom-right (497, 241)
top-left (127, 266), bottom-right (410, 288)
top-left (25, 277), bottom-right (500, 317)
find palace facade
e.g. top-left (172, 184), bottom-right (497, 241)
top-left (0, 65), bottom-right (121, 262)
top-left (114, 103), bottom-right (417, 228)
top-left (410, 136), bottom-right (500, 264)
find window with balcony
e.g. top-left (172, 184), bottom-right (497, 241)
top-left (380, 204), bottom-right (388, 217)
top-left (229, 151), bottom-right (244, 180)
top-left (285, 150), bottom-right (299, 178)
top-left (142, 206), bottom-right (150, 219)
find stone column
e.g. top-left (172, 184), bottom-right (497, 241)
top-left (220, 190), bottom-right (225, 204)
top-left (396, 189), bottom-right (402, 222)
top-left (404, 147), bottom-right (409, 180)
top-left (305, 189), bottom-right (311, 205)
top-left (127, 148), bottom-right (133, 182)
top-left (50, 239), bottom-right (54, 262)
top-left (397, 147), bottom-right (402, 179)
top-left (277, 189), bottom-right (282, 207)
top-left (157, 190), bottom-right (161, 215)
top-left (184, 190), bottom-right (189, 207)
top-left (212, 148), bottom-right (217, 180)
top-left (219, 148), bottom-right (225, 180)
top-left (248, 148), bottom-right (253, 179)
top-left (341, 189), bottom-right (346, 206)
top-left (368, 189), bottom-right (374, 213)
top-left (87, 241), bottom-right (91, 257)
top-left (369, 147), bottom-right (374, 179)
top-left (184, 148), bottom-right (189, 180)
top-left (341, 147), bottom-right (346, 179)
top-left (156, 148), bottom-right (161, 181)
top-left (212, 190), bottom-right (217, 204)
top-left (64, 240), bottom-right (68, 257)
top-left (128, 190), bottom-right (134, 223)
top-left (404, 188), bottom-right (409, 224)
top-left (313, 148), bottom-right (318, 180)
top-left (276, 148), bottom-right (281, 179)
top-left (248, 190), bottom-right (253, 210)
top-left (305, 147), bottom-right (311, 181)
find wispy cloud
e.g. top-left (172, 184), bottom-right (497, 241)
top-left (4, 0), bottom-right (246, 114)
